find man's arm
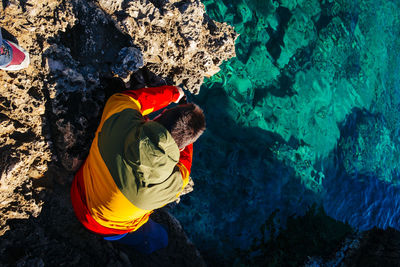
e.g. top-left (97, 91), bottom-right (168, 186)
top-left (122, 85), bottom-right (184, 115)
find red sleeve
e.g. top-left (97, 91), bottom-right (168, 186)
top-left (121, 85), bottom-right (180, 114)
top-left (179, 143), bottom-right (193, 174)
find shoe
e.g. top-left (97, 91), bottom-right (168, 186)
top-left (0, 40), bottom-right (30, 71)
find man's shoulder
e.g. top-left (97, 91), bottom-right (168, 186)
top-left (102, 93), bottom-right (142, 121)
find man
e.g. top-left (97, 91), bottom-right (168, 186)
top-left (0, 29), bottom-right (30, 71)
top-left (70, 85), bottom-right (206, 254)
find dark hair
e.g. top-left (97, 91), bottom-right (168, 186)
top-left (154, 103), bottom-right (206, 149)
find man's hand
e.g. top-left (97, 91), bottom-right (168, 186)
top-left (174, 86), bottom-right (185, 103)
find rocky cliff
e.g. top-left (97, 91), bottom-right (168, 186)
top-left (0, 0), bottom-right (237, 265)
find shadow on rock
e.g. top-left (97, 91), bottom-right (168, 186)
top-left (0, 164), bottom-right (205, 266)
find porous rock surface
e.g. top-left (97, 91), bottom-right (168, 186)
top-left (97, 0), bottom-right (237, 93)
top-left (0, 0), bottom-right (236, 265)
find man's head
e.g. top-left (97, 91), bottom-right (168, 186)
top-left (154, 103), bottom-right (206, 149)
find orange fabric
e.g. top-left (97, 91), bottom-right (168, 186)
top-left (71, 165), bottom-right (149, 235)
top-left (121, 85), bottom-right (180, 115)
top-left (82, 147), bottom-right (152, 231)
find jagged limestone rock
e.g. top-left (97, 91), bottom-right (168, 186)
top-left (111, 46), bottom-right (144, 83)
top-left (96, 0), bottom-right (238, 94)
top-left (0, 0), bottom-right (75, 235)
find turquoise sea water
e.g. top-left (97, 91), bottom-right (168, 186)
top-left (173, 0), bottom-right (400, 264)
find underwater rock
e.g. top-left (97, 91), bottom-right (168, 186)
top-left (339, 113), bottom-right (400, 184)
top-left (278, 5), bottom-right (318, 67)
top-left (306, 227), bottom-right (400, 266)
top-left (342, 227), bottom-right (400, 266)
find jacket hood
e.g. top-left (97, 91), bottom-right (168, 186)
top-left (123, 120), bottom-right (180, 185)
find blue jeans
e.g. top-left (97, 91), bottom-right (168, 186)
top-left (104, 219), bottom-right (168, 254)
top-left (0, 29), bottom-right (12, 67)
